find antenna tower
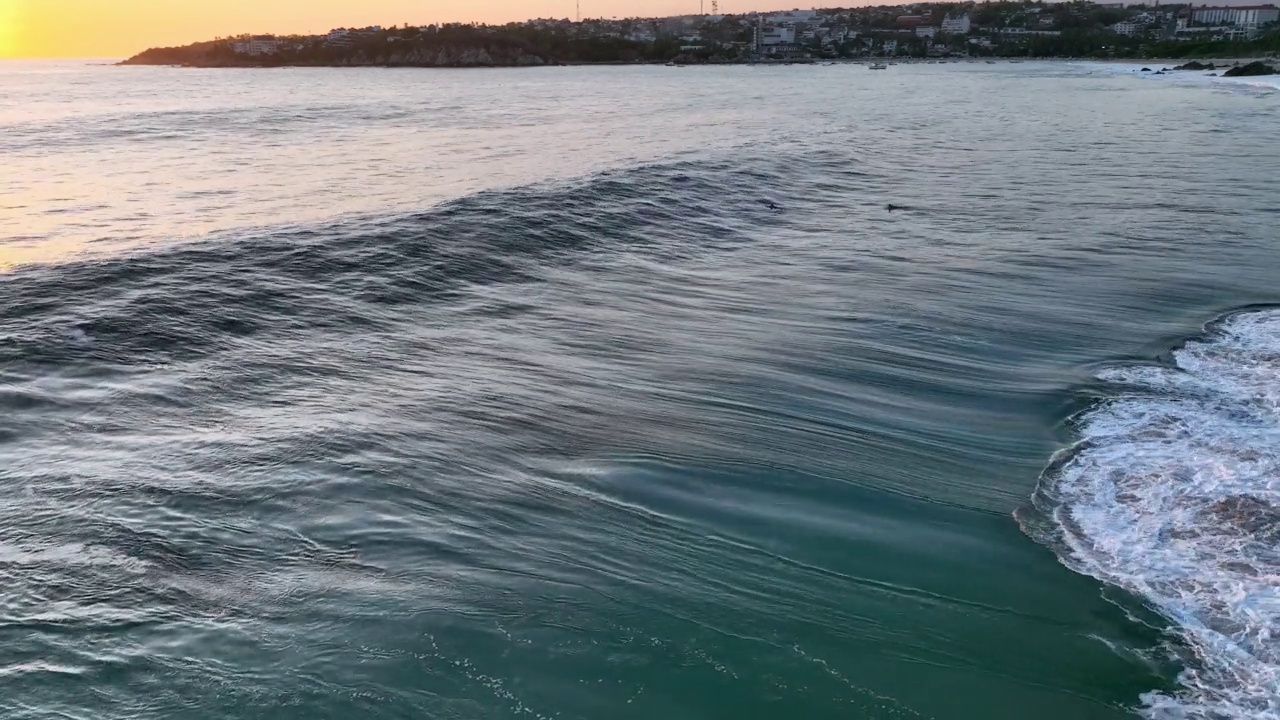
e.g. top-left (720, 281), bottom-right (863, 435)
top-left (577, 0), bottom-right (581, 22)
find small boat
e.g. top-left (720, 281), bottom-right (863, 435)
top-left (869, 63), bottom-right (888, 70)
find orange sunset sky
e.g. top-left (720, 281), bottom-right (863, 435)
top-left (0, 0), bottom-right (819, 58)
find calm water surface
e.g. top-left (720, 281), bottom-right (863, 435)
top-left (2, 60), bottom-right (1279, 720)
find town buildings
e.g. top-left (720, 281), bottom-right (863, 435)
top-left (214, 1), bottom-right (1280, 64)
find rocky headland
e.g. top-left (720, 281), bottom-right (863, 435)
top-left (121, 33), bottom-right (554, 68)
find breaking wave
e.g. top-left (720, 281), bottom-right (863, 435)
top-left (1034, 308), bottom-right (1280, 719)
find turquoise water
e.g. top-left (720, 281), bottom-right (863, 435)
top-left (2, 60), bottom-right (1279, 719)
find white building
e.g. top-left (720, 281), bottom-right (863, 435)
top-left (1191, 4), bottom-right (1279, 27)
top-left (999, 27), bottom-right (1063, 35)
top-left (882, 39), bottom-right (898, 54)
top-left (941, 13), bottom-right (972, 34)
top-left (249, 37), bottom-right (279, 54)
top-left (758, 26), bottom-right (797, 46)
top-left (915, 25), bottom-right (938, 37)
top-left (1111, 20), bottom-right (1141, 34)
top-left (232, 36), bottom-right (281, 55)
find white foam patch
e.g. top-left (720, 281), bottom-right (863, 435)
top-left (1072, 62), bottom-right (1280, 95)
top-left (1044, 309), bottom-right (1280, 720)
top-left (0, 541), bottom-right (148, 571)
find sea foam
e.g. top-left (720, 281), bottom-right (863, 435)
top-left (1042, 309), bottom-right (1280, 719)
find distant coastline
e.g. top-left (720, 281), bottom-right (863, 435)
top-left (120, 2), bottom-right (1280, 69)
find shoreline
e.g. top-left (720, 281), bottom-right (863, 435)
top-left (118, 55), bottom-right (1278, 69)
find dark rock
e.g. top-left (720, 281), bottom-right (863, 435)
top-left (1201, 495), bottom-right (1280, 544)
top-left (1174, 60), bottom-right (1214, 70)
top-left (1141, 67), bottom-right (1152, 71)
top-left (1223, 61), bottom-right (1278, 77)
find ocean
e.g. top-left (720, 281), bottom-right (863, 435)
top-left (2, 59), bottom-right (1279, 720)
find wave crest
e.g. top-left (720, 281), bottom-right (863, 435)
top-left (1037, 308), bottom-right (1280, 719)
